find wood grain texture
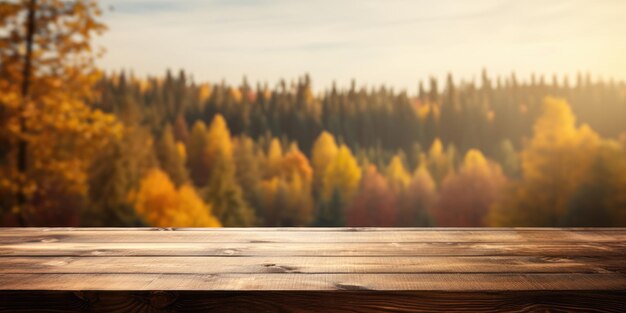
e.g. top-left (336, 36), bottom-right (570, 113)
top-left (2, 273), bottom-right (626, 290)
top-left (0, 291), bottom-right (625, 313)
top-left (0, 228), bottom-right (625, 312)
top-left (1, 228), bottom-right (625, 243)
top-left (2, 241), bottom-right (625, 257)
top-left (2, 256), bottom-right (624, 274)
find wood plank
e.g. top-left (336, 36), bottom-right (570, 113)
top-left (1, 241), bottom-right (624, 257)
top-left (0, 273), bottom-right (624, 291)
top-left (2, 256), bottom-right (623, 274)
top-left (2, 291), bottom-right (625, 313)
top-left (1, 229), bottom-right (625, 243)
top-left (0, 228), bottom-right (624, 311)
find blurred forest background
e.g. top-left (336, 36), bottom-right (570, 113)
top-left (1, 0), bottom-right (626, 227)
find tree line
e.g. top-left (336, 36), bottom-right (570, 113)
top-left (1, 0), bottom-right (625, 227)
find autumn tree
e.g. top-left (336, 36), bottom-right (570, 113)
top-left (563, 143), bottom-right (626, 226)
top-left (322, 145), bottom-right (362, 202)
top-left (347, 165), bottom-right (396, 226)
top-left (186, 121), bottom-right (210, 187)
top-left (258, 143), bottom-right (314, 226)
top-left (384, 153), bottom-right (436, 226)
top-left (309, 144), bottom-right (361, 225)
top-left (233, 136), bottom-right (262, 209)
top-left (202, 115), bottom-right (256, 226)
top-left (311, 131), bottom-right (338, 194)
top-left (310, 131), bottom-right (351, 226)
top-left (0, 0), bottom-right (120, 225)
top-left (385, 154), bottom-right (411, 192)
top-left (173, 115), bottom-right (190, 143)
top-left (265, 138), bottom-right (283, 178)
top-left (279, 144), bottom-right (314, 224)
top-left (156, 124), bottom-right (188, 186)
top-left (313, 188), bottom-right (345, 226)
top-left (432, 149), bottom-right (506, 226)
top-left (489, 98), bottom-right (601, 226)
top-left (132, 169), bottom-right (220, 227)
top-left (396, 165), bottom-right (437, 226)
top-left (495, 139), bottom-right (520, 178)
top-left (86, 126), bottom-right (157, 226)
top-left (425, 138), bottom-right (455, 185)
top-left (205, 114), bottom-right (234, 175)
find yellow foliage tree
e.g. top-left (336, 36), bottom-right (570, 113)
top-left (386, 154), bottom-right (411, 191)
top-left (202, 115), bottom-right (256, 226)
top-left (206, 114), bottom-right (234, 172)
top-left (187, 121), bottom-right (210, 186)
top-left (258, 143), bottom-right (314, 226)
top-left (187, 115), bottom-right (236, 188)
top-left (176, 142), bottom-right (187, 161)
top-left (563, 142), bottom-right (626, 226)
top-left (489, 97), bottom-right (603, 226)
top-left (265, 138), bottom-right (283, 178)
top-left (311, 131), bottom-right (338, 193)
top-left (281, 144), bottom-right (314, 184)
top-left (232, 135), bottom-right (262, 206)
top-left (0, 0), bottom-right (121, 225)
top-left (425, 138), bottom-right (455, 185)
top-left (132, 169), bottom-right (220, 227)
top-left (463, 149), bottom-right (493, 176)
top-left (322, 145), bottom-right (362, 202)
top-left (156, 124), bottom-right (188, 186)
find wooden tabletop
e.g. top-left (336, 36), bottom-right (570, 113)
top-left (0, 228), bottom-right (625, 312)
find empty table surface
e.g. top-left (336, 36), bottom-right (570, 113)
top-left (0, 228), bottom-right (625, 312)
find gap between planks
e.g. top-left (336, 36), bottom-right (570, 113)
top-left (1, 241), bottom-right (624, 257)
top-left (1, 273), bottom-right (625, 291)
top-left (0, 256), bottom-right (624, 274)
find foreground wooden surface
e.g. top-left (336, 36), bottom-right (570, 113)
top-left (0, 228), bottom-right (625, 312)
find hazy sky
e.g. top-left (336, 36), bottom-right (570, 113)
top-left (97, 0), bottom-right (626, 91)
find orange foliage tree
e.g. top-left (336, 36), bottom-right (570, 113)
top-left (396, 165), bottom-right (437, 226)
top-left (132, 169), bottom-right (220, 227)
top-left (258, 142), bottom-right (314, 226)
top-left (347, 165), bottom-right (396, 226)
top-left (431, 149), bottom-right (506, 226)
top-left (0, 0), bottom-right (120, 225)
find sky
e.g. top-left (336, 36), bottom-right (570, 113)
top-left (96, 0), bottom-right (626, 92)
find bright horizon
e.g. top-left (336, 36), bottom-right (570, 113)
top-left (97, 0), bottom-right (626, 91)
